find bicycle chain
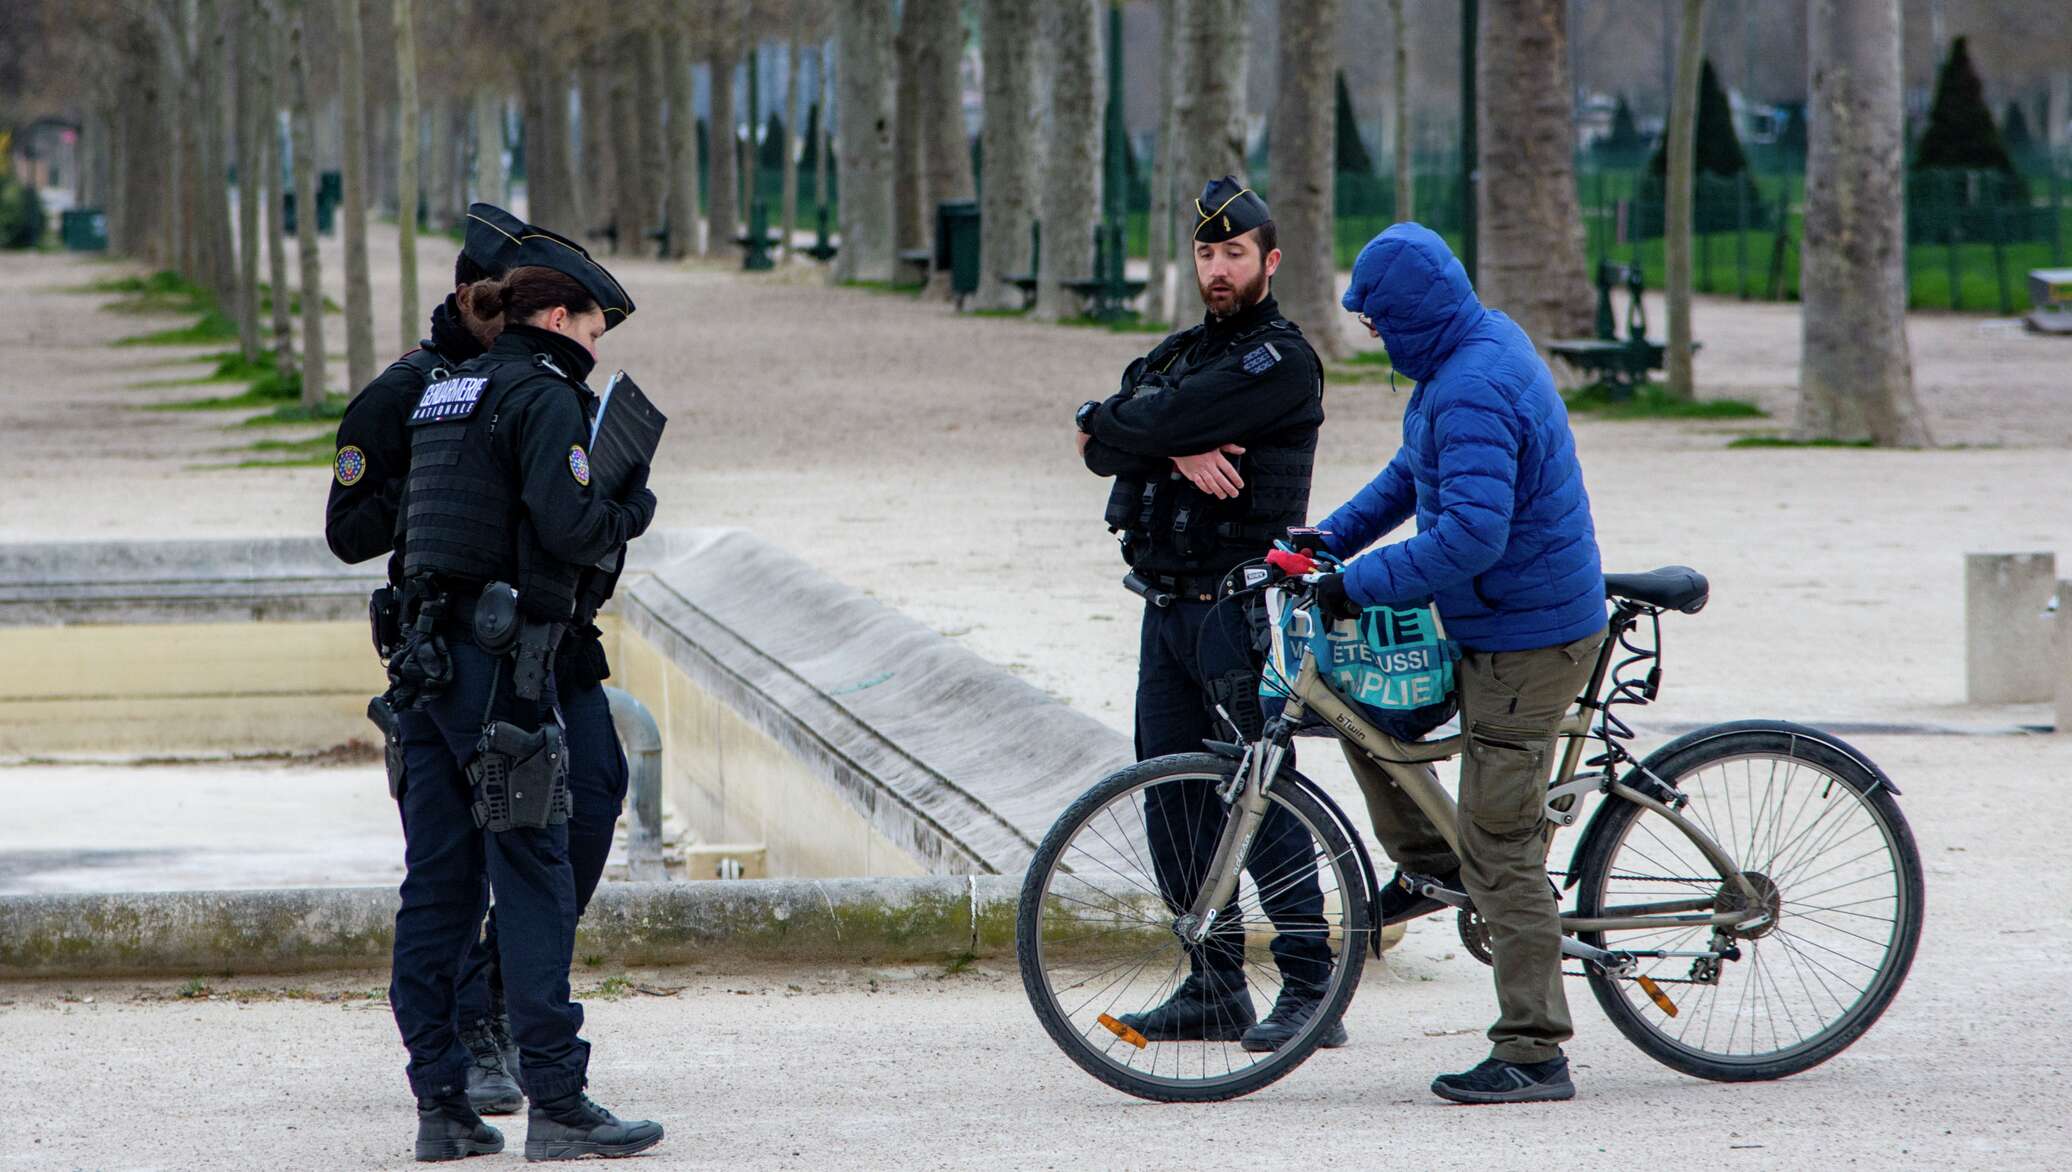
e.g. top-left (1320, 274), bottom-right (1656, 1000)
top-left (1550, 869), bottom-right (1736, 984)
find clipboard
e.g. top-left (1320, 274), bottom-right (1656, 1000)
top-left (586, 370), bottom-right (667, 501)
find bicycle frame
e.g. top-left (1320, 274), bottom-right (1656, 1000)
top-left (1180, 593), bottom-right (1768, 959)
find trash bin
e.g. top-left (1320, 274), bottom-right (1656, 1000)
top-left (59, 208), bottom-right (108, 251)
top-left (935, 199), bottom-right (980, 306)
top-left (281, 187), bottom-right (337, 236)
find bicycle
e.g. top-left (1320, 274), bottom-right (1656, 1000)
top-left (1016, 559), bottom-right (1923, 1102)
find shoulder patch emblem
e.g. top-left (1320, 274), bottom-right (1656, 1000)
top-left (408, 375), bottom-right (490, 425)
top-left (1241, 342), bottom-right (1282, 375)
top-left (334, 445), bottom-right (367, 487)
top-left (568, 444), bottom-right (591, 486)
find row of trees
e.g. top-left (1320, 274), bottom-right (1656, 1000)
top-left (18, 0), bottom-right (1925, 443)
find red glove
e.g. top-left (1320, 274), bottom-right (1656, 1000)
top-left (1265, 548), bottom-right (1316, 577)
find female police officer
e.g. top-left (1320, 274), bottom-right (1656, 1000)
top-left (388, 259), bottom-right (661, 1162)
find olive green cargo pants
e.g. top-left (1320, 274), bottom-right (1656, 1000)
top-left (1341, 629), bottom-right (1605, 1064)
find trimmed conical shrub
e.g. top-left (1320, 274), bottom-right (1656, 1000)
top-left (1335, 73), bottom-right (1375, 174)
top-left (1913, 37), bottom-right (2014, 173)
top-left (1649, 59), bottom-right (1747, 179)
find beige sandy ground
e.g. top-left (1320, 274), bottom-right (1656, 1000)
top-left (3, 231), bottom-right (2071, 1165)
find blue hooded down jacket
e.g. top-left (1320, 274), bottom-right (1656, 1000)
top-left (1320, 224), bottom-right (1605, 653)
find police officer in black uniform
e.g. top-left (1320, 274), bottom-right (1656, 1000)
top-left (386, 256), bottom-right (662, 1162)
top-left (330, 205), bottom-right (639, 1120)
top-left (1074, 178), bottom-right (1342, 1053)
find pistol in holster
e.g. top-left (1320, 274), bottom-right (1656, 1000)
top-left (469, 582), bottom-right (565, 704)
top-left (383, 577), bottom-right (455, 709)
top-left (467, 719), bottom-right (571, 832)
top-left (366, 694), bottom-right (408, 800)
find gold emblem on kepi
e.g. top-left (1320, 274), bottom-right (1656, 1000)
top-left (1223, 215), bottom-right (1231, 232)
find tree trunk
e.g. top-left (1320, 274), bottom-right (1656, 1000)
top-left (198, 0), bottom-right (238, 304)
top-left (707, 23), bottom-right (741, 259)
top-left (1034, 0), bottom-right (1102, 321)
top-left (834, 0), bottom-right (897, 283)
top-left (663, 23), bottom-right (701, 258)
top-left (259, 0), bottom-right (293, 379)
top-left (1181, 0), bottom-right (1246, 184)
top-left (1662, 0), bottom-right (1702, 399)
top-left (1391, 0), bottom-right (1412, 221)
top-left (1476, 0), bottom-right (1592, 364)
top-left (472, 89), bottom-right (504, 207)
top-left (1270, 0), bottom-right (1342, 359)
top-left (781, 36), bottom-right (802, 255)
top-left (634, 30), bottom-right (668, 255)
top-left (893, 1), bottom-right (927, 260)
top-left (1147, 0), bottom-right (1181, 322)
top-left (579, 57), bottom-right (613, 242)
top-left (233, 0), bottom-right (261, 363)
top-left (339, 0), bottom-right (377, 392)
top-left (740, 27), bottom-right (760, 222)
top-left (284, 0), bottom-right (327, 410)
top-left (605, 51), bottom-right (639, 255)
top-left (915, 0), bottom-right (975, 296)
top-left (423, 96), bottom-right (454, 230)
top-left (521, 53), bottom-right (573, 236)
top-left (1798, 0), bottom-right (1928, 446)
top-left (394, 0), bottom-right (421, 343)
top-left (815, 42), bottom-right (831, 220)
top-left (976, 0), bottom-right (1038, 309)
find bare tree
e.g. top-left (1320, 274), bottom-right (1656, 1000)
top-left (833, 0), bottom-right (897, 282)
top-left (1033, 0), bottom-right (1101, 321)
top-left (914, 0), bottom-right (974, 296)
top-left (1798, 0), bottom-right (1928, 446)
top-left (892, 1), bottom-right (927, 260)
top-left (578, 55), bottom-right (614, 237)
top-left (258, 0), bottom-right (293, 379)
top-left (1662, 0), bottom-right (1702, 399)
top-left (634, 29), bottom-right (668, 254)
top-left (707, 6), bottom-right (743, 257)
top-left (1146, 0), bottom-right (1182, 322)
top-left (338, 0), bottom-right (376, 392)
top-left (394, 0), bottom-right (420, 342)
top-left (662, 16), bottom-right (701, 257)
top-left (1271, 0), bottom-right (1342, 359)
top-left (1476, 0), bottom-right (1591, 361)
top-left (976, 0), bottom-right (1038, 309)
top-left (198, 0), bottom-right (237, 302)
top-left (1180, 0), bottom-right (1246, 184)
top-left (1391, 0), bottom-right (1412, 221)
top-left (472, 90), bottom-right (504, 208)
top-left (283, 0), bottom-right (327, 410)
top-left (234, 0), bottom-right (262, 362)
top-left (781, 32), bottom-right (802, 255)
top-left (423, 94), bottom-right (456, 229)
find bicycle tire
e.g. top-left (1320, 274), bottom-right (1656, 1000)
top-left (1017, 753), bottom-right (1371, 1102)
top-left (1573, 723), bottom-right (1924, 1081)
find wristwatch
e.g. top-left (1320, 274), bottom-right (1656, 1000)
top-left (1075, 400), bottom-right (1100, 433)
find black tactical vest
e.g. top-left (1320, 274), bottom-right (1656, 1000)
top-left (401, 359), bottom-right (583, 620)
top-left (1104, 317), bottom-right (1322, 580)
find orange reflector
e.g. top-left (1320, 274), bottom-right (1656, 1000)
top-left (1097, 1013), bottom-right (1149, 1049)
top-left (1636, 974), bottom-right (1678, 1017)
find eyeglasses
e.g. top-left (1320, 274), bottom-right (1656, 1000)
top-left (1356, 313), bottom-right (1375, 332)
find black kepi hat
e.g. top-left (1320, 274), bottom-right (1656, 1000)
top-left (459, 202), bottom-right (525, 284)
top-left (465, 204), bottom-right (637, 330)
top-left (1192, 176), bottom-right (1271, 244)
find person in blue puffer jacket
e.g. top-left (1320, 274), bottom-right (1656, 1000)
top-left (1302, 223), bottom-right (1608, 1105)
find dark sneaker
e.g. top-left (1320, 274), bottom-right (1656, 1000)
top-left (1382, 868), bottom-right (1461, 926)
top-left (1239, 985), bottom-right (1349, 1052)
top-left (415, 1093), bottom-right (504, 1162)
top-left (491, 1011), bottom-right (520, 1092)
top-left (1430, 1056), bottom-right (1576, 1104)
top-left (458, 1018), bottom-right (523, 1116)
top-left (523, 1093), bottom-right (664, 1162)
top-left (1115, 973), bottom-right (1257, 1042)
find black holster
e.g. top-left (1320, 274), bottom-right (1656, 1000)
top-left (385, 578), bottom-right (455, 709)
top-left (367, 694), bottom-right (407, 800)
top-left (368, 586), bottom-right (403, 660)
top-left (466, 720), bottom-right (571, 832)
top-left (509, 620), bottom-right (567, 703)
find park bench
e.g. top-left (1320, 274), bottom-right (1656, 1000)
top-left (1549, 260), bottom-right (1695, 395)
top-left (1003, 222), bottom-right (1145, 317)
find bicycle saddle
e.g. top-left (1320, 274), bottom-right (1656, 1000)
top-left (1603, 566), bottom-right (1709, 614)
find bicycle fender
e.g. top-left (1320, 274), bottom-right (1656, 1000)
top-left (1561, 718), bottom-right (1901, 889)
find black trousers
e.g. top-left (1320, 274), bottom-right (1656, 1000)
top-left (454, 675), bottom-right (628, 1031)
top-left (1134, 598), bottom-right (1331, 994)
top-left (389, 644), bottom-right (588, 1102)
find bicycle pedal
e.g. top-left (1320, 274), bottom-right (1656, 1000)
top-left (1399, 873), bottom-right (1472, 909)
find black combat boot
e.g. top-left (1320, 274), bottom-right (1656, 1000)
top-left (491, 1010), bottom-right (521, 1092)
top-left (1115, 973), bottom-right (1257, 1042)
top-left (415, 1092), bottom-right (504, 1162)
top-left (458, 1017), bottom-right (524, 1115)
top-left (523, 1093), bottom-right (665, 1162)
top-left (1240, 983), bottom-right (1350, 1052)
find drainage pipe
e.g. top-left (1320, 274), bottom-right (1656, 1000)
top-left (602, 686), bottom-right (667, 881)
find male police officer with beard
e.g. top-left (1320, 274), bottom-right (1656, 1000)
top-left (384, 253), bottom-right (661, 1161)
top-left (332, 206), bottom-right (640, 1123)
top-left (1073, 178), bottom-right (1340, 1052)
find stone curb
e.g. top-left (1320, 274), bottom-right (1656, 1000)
top-left (0, 876), bottom-right (1028, 980)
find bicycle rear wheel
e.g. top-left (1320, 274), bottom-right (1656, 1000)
top-left (1017, 752), bottom-right (1370, 1102)
top-left (1573, 724), bottom-right (1923, 1081)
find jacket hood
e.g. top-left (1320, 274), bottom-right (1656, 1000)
top-left (1340, 223), bottom-right (1484, 382)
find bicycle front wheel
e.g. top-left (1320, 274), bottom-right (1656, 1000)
top-left (1573, 724), bottom-right (1924, 1081)
top-left (1016, 752), bottom-right (1370, 1102)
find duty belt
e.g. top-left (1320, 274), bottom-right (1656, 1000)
top-left (1128, 571), bottom-right (1220, 605)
